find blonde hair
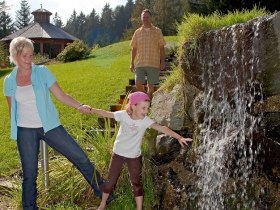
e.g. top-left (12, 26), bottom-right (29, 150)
top-left (9, 37), bottom-right (34, 65)
top-left (125, 99), bottom-right (150, 116)
top-left (141, 9), bottom-right (152, 16)
top-left (125, 103), bottom-right (133, 115)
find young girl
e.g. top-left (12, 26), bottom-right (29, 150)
top-left (90, 91), bottom-right (192, 210)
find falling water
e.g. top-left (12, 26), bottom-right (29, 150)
top-left (194, 20), bottom-right (264, 210)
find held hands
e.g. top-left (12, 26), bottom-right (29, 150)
top-left (77, 104), bottom-right (92, 114)
top-left (177, 137), bottom-right (193, 147)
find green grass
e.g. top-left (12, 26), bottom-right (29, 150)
top-left (0, 40), bottom-right (133, 176)
top-left (177, 7), bottom-right (269, 55)
top-left (0, 38), bottom-right (178, 209)
top-left (0, 69), bottom-right (19, 176)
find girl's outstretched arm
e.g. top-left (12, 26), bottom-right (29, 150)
top-left (90, 107), bottom-right (114, 118)
top-left (150, 122), bottom-right (192, 147)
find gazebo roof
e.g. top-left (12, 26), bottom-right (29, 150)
top-left (1, 22), bottom-right (78, 41)
top-left (32, 8), bottom-right (52, 15)
top-left (1, 6), bottom-right (78, 42)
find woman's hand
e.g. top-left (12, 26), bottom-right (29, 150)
top-left (77, 104), bottom-right (92, 114)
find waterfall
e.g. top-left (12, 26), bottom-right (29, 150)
top-left (194, 20), bottom-right (264, 210)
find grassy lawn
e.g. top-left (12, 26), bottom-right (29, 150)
top-left (0, 37), bottom-right (178, 209)
top-left (0, 40), bottom-right (134, 177)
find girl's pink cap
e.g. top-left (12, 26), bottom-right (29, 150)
top-left (128, 91), bottom-right (150, 106)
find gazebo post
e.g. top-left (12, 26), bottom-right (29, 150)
top-left (40, 140), bottom-right (49, 189)
top-left (40, 42), bottom-right (44, 55)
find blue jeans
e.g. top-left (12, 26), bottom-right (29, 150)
top-left (17, 125), bottom-right (104, 210)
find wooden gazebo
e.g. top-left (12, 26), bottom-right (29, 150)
top-left (1, 7), bottom-right (78, 58)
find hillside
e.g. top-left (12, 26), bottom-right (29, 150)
top-left (0, 37), bottom-right (178, 176)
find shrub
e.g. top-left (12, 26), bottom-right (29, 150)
top-left (33, 53), bottom-right (49, 65)
top-left (0, 42), bottom-right (9, 69)
top-left (57, 41), bottom-right (90, 62)
top-left (177, 7), bottom-right (269, 46)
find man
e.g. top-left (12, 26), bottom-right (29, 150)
top-left (130, 9), bottom-right (166, 99)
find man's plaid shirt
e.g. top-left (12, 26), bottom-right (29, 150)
top-left (130, 25), bottom-right (166, 69)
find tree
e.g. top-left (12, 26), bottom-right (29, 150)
top-left (189, 0), bottom-right (209, 15)
top-left (130, 0), bottom-right (151, 30)
top-left (152, 0), bottom-right (182, 35)
top-left (15, 0), bottom-right (31, 29)
top-left (207, 0), bottom-right (280, 14)
top-left (64, 10), bottom-right (78, 36)
top-left (99, 3), bottom-right (114, 46)
top-left (0, 0), bottom-right (8, 12)
top-left (75, 12), bottom-right (87, 40)
top-left (53, 12), bottom-right (63, 28)
top-left (85, 8), bottom-right (100, 47)
top-left (64, 10), bottom-right (88, 41)
top-left (113, 5), bottom-right (126, 41)
top-left (0, 0), bottom-right (15, 38)
top-left (121, 0), bottom-right (135, 40)
top-left (100, 3), bottom-right (113, 29)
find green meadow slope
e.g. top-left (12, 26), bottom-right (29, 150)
top-left (0, 40), bottom-right (134, 176)
top-left (0, 37), bottom-right (178, 176)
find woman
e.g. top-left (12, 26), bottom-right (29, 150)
top-left (3, 37), bottom-right (113, 210)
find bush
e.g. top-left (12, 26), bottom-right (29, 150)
top-left (57, 41), bottom-right (90, 62)
top-left (0, 42), bottom-right (9, 69)
top-left (33, 53), bottom-right (49, 65)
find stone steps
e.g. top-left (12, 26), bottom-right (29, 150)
top-left (97, 56), bottom-right (176, 129)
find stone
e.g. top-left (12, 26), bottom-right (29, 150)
top-left (151, 84), bottom-right (185, 131)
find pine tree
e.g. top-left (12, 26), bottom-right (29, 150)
top-left (124, 0), bottom-right (134, 29)
top-left (0, 0), bottom-right (15, 38)
top-left (0, 0), bottom-right (8, 12)
top-left (113, 5), bottom-right (126, 41)
top-left (152, 0), bottom-right (185, 35)
top-left (85, 8), bottom-right (100, 46)
top-left (98, 3), bottom-right (114, 46)
top-left (15, 0), bottom-right (31, 29)
top-left (130, 0), bottom-right (151, 32)
top-left (76, 12), bottom-right (87, 40)
top-left (53, 12), bottom-right (63, 28)
top-left (64, 10), bottom-right (78, 36)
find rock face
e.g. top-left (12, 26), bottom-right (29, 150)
top-left (151, 85), bottom-right (185, 131)
top-left (150, 12), bottom-right (280, 209)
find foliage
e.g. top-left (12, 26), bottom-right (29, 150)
top-left (152, 0), bottom-right (190, 35)
top-left (129, 0), bottom-right (151, 35)
top-left (0, 0), bottom-right (15, 39)
top-left (15, 0), bottom-right (31, 30)
top-left (84, 8), bottom-right (100, 47)
top-left (64, 2), bottom-right (133, 47)
top-left (0, 41), bottom-right (9, 68)
top-left (57, 41), bottom-right (90, 62)
top-left (159, 66), bottom-right (184, 92)
top-left (33, 53), bottom-right (50, 65)
top-left (207, 0), bottom-right (280, 14)
top-left (4, 121), bottom-right (156, 209)
top-left (0, 39), bottom-right (135, 177)
top-left (177, 7), bottom-right (269, 55)
top-left (52, 12), bottom-right (63, 28)
top-left (0, 38), bottom-right (187, 209)
top-left (62, 0), bottom-right (191, 46)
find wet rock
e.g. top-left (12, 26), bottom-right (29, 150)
top-left (152, 11), bottom-right (280, 210)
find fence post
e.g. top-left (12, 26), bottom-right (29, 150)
top-left (40, 140), bottom-right (49, 189)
